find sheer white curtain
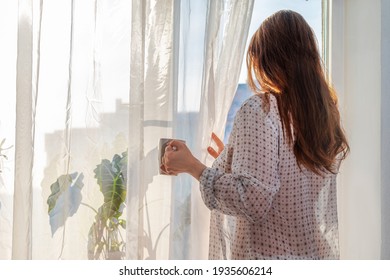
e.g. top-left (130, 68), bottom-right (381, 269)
top-left (127, 0), bottom-right (253, 259)
top-left (1, 0), bottom-right (132, 259)
top-left (0, 0), bottom-right (253, 260)
top-left (0, 0), bottom-right (17, 259)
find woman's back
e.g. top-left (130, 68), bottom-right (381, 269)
top-left (203, 94), bottom-right (339, 259)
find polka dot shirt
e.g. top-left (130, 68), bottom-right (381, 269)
top-left (199, 94), bottom-right (339, 260)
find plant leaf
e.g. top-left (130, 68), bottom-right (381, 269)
top-left (93, 153), bottom-right (127, 220)
top-left (47, 172), bottom-right (84, 236)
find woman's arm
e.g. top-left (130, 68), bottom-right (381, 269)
top-left (164, 96), bottom-right (280, 223)
top-left (199, 98), bottom-right (280, 223)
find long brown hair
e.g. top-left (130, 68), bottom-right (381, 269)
top-left (247, 10), bottom-right (349, 175)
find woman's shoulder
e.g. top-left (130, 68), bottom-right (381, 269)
top-left (239, 93), bottom-right (278, 117)
top-left (239, 94), bottom-right (264, 111)
top-left (234, 93), bottom-right (280, 134)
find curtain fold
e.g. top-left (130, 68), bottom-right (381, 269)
top-left (12, 0), bottom-right (35, 260)
top-left (127, 0), bottom-right (177, 260)
top-left (198, 0), bottom-right (254, 149)
top-left (381, 0), bottom-right (390, 259)
top-left (0, 0), bottom-right (17, 260)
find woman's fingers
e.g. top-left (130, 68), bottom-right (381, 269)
top-left (164, 166), bottom-right (178, 176)
top-left (163, 140), bottom-right (189, 174)
top-left (211, 132), bottom-right (224, 152)
top-left (207, 132), bottom-right (224, 158)
top-left (160, 164), bottom-right (169, 175)
top-left (207, 146), bottom-right (219, 159)
top-left (161, 161), bottom-right (177, 175)
top-left (165, 144), bottom-right (174, 153)
top-left (167, 140), bottom-right (185, 151)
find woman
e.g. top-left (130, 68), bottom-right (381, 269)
top-left (163, 10), bottom-right (349, 260)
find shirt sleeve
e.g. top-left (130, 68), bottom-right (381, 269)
top-left (199, 97), bottom-right (280, 224)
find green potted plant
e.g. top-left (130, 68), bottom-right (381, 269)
top-left (47, 151), bottom-right (127, 260)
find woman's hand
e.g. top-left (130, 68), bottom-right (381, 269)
top-left (207, 132), bottom-right (224, 159)
top-left (163, 140), bottom-right (206, 180)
